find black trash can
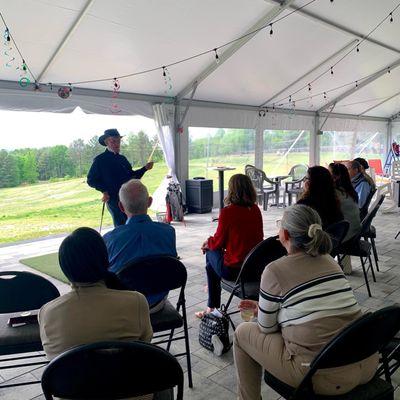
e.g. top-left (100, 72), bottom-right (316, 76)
top-left (186, 178), bottom-right (213, 213)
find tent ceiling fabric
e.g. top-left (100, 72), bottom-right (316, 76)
top-left (0, 0), bottom-right (398, 120)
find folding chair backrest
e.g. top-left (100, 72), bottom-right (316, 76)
top-left (325, 220), bottom-right (350, 252)
top-left (0, 271), bottom-right (60, 313)
top-left (360, 194), bottom-right (385, 236)
top-left (41, 341), bottom-right (184, 400)
top-left (240, 236), bottom-right (287, 281)
top-left (360, 187), bottom-right (377, 220)
top-left (117, 256), bottom-right (187, 295)
top-left (297, 306), bottom-right (400, 395)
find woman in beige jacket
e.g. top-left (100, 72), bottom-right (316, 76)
top-left (39, 227), bottom-right (155, 399)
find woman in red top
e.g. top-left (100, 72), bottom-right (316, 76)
top-left (196, 174), bottom-right (264, 318)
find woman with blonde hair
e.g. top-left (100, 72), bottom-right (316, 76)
top-left (234, 204), bottom-right (378, 400)
top-left (196, 173), bottom-right (263, 318)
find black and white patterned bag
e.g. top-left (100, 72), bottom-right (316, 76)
top-left (198, 309), bottom-right (232, 355)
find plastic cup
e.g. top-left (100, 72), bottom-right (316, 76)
top-left (240, 309), bottom-right (254, 322)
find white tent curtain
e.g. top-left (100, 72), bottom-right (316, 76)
top-left (151, 103), bottom-right (178, 212)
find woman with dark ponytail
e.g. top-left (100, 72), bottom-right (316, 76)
top-left (233, 204), bottom-right (378, 400)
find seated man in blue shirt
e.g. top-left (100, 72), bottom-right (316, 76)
top-left (347, 160), bottom-right (373, 210)
top-left (103, 179), bottom-right (177, 313)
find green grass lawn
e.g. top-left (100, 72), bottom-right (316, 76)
top-left (0, 162), bottom-right (168, 243)
top-left (20, 253), bottom-right (67, 283)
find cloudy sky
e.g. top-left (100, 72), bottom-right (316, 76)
top-left (0, 107), bottom-right (158, 150)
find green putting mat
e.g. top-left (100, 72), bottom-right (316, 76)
top-left (20, 252), bottom-right (68, 283)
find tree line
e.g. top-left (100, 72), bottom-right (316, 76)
top-left (0, 131), bottom-right (163, 188)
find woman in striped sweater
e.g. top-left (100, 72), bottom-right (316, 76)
top-left (233, 204), bottom-right (378, 400)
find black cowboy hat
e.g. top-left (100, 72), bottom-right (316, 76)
top-left (98, 129), bottom-right (124, 146)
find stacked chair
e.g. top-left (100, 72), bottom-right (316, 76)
top-left (283, 164), bottom-right (308, 206)
top-left (245, 164), bottom-right (278, 210)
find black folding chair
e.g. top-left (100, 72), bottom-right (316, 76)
top-left (335, 195), bottom-right (385, 297)
top-left (264, 305), bottom-right (400, 399)
top-left (0, 271), bottom-right (60, 388)
top-left (117, 256), bottom-right (192, 388)
top-left (362, 195), bottom-right (385, 271)
top-left (325, 220), bottom-right (350, 255)
top-left (360, 187), bottom-right (377, 221)
top-left (41, 340), bottom-right (184, 400)
top-left (221, 236), bottom-right (287, 313)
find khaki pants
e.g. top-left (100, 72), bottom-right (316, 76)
top-left (233, 322), bottom-right (379, 400)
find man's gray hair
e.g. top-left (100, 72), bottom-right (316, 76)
top-left (119, 179), bottom-right (149, 215)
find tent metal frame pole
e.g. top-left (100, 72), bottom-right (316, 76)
top-left (358, 90), bottom-right (400, 117)
top-left (176, 0), bottom-right (296, 101)
top-left (36, 0), bottom-right (95, 83)
top-left (264, 0), bottom-right (400, 55)
top-left (259, 39), bottom-right (359, 107)
top-left (310, 114), bottom-right (320, 166)
top-left (387, 120), bottom-right (393, 155)
top-left (255, 125), bottom-right (264, 170)
top-left (317, 58), bottom-right (400, 113)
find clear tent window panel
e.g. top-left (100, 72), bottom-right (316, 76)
top-left (262, 130), bottom-right (310, 177)
top-left (188, 127), bottom-right (256, 189)
top-left (320, 131), bottom-right (386, 167)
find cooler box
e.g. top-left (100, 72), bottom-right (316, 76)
top-left (186, 179), bottom-right (213, 213)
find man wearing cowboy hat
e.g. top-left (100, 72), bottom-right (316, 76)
top-left (87, 128), bottom-right (154, 227)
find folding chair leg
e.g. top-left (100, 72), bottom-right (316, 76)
top-left (368, 254), bottom-right (376, 282)
top-left (263, 193), bottom-right (269, 211)
top-left (166, 329), bottom-right (175, 352)
top-left (360, 256), bottom-right (372, 297)
top-left (370, 238), bottom-right (379, 271)
top-left (181, 302), bottom-right (193, 388)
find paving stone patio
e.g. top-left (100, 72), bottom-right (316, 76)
top-left (0, 203), bottom-right (400, 399)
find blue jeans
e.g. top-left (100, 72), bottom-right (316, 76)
top-left (205, 250), bottom-right (240, 308)
top-left (106, 197), bottom-right (127, 227)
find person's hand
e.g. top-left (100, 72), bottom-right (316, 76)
top-left (238, 300), bottom-right (258, 317)
top-left (201, 240), bottom-right (209, 254)
top-left (102, 192), bottom-right (110, 203)
top-left (145, 161), bottom-right (154, 170)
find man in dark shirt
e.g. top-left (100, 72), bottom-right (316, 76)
top-left (87, 129), bottom-right (153, 226)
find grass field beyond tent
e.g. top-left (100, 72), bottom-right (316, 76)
top-left (0, 151), bottom-right (356, 244)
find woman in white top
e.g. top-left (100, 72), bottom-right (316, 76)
top-left (233, 205), bottom-right (378, 400)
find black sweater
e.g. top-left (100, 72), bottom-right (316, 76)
top-left (87, 149), bottom-right (147, 199)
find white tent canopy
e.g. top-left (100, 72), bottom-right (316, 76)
top-left (0, 0), bottom-right (398, 180)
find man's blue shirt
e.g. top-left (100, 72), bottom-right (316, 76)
top-left (103, 214), bottom-right (177, 305)
top-left (351, 172), bottom-right (371, 209)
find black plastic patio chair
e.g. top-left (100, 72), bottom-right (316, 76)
top-left (221, 236), bottom-right (287, 314)
top-left (117, 255), bottom-right (192, 388)
top-left (283, 164), bottom-right (308, 206)
top-left (0, 271), bottom-right (60, 389)
top-left (264, 305), bottom-right (400, 399)
top-left (41, 340), bottom-right (184, 400)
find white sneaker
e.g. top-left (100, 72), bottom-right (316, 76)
top-left (211, 335), bottom-right (224, 356)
